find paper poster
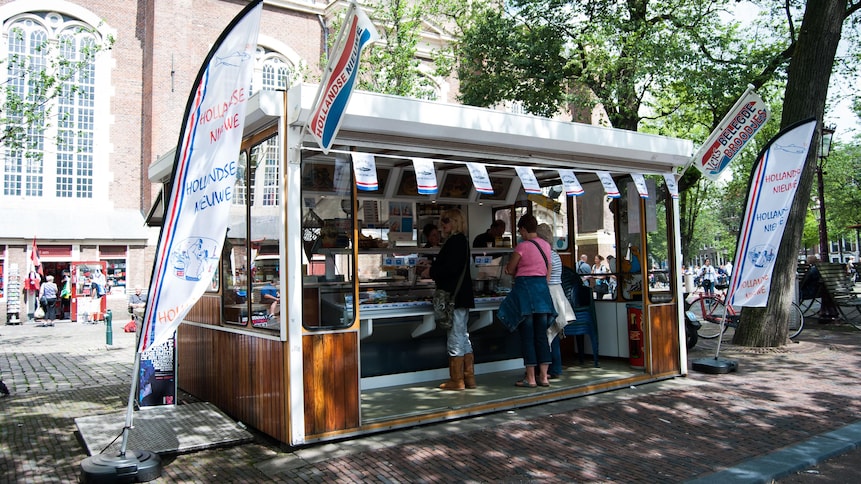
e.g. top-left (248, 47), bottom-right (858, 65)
top-left (558, 169), bottom-right (584, 196)
top-left (515, 166), bottom-right (541, 194)
top-left (388, 201), bottom-right (413, 240)
top-left (596, 171), bottom-right (620, 198)
top-left (412, 158), bottom-right (438, 195)
top-left (631, 174), bottom-right (649, 199)
top-left (466, 162), bottom-right (494, 195)
top-left (663, 173), bottom-right (679, 199)
top-left (352, 152), bottom-right (378, 191)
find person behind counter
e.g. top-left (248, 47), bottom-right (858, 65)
top-left (504, 214), bottom-right (555, 388)
top-left (472, 219), bottom-right (506, 248)
top-left (422, 223), bottom-right (441, 248)
top-left (421, 209), bottom-right (476, 390)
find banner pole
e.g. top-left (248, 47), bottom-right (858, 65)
top-left (119, 351), bottom-right (143, 456)
top-left (713, 312), bottom-right (728, 359)
top-left (79, 349), bottom-right (162, 480)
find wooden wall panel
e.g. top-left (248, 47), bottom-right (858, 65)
top-left (303, 288), bottom-right (320, 326)
top-left (187, 295), bottom-right (221, 325)
top-left (177, 325), bottom-right (288, 442)
top-left (648, 304), bottom-right (680, 374)
top-left (303, 332), bottom-right (360, 436)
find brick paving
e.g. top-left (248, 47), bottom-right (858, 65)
top-left (2, 301), bottom-right (861, 483)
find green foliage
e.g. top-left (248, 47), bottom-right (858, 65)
top-left (451, 0), bottom-right (791, 131)
top-left (454, 5), bottom-right (567, 117)
top-left (1, 26), bottom-right (114, 154)
top-left (801, 210), bottom-right (819, 253)
top-left (322, 0), bottom-right (464, 100)
top-left (821, 139), bottom-right (861, 243)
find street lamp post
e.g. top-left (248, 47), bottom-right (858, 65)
top-left (817, 124), bottom-right (836, 260)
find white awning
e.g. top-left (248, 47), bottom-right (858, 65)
top-left (286, 83), bottom-right (694, 174)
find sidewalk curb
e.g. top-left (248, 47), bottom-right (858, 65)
top-left (687, 420), bottom-right (861, 483)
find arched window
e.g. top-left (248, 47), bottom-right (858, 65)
top-left (235, 45), bottom-right (301, 207)
top-left (260, 55), bottom-right (292, 92)
top-left (252, 47), bottom-right (299, 95)
top-left (2, 11), bottom-right (108, 199)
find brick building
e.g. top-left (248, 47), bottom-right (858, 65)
top-left (0, 0), bottom-right (454, 321)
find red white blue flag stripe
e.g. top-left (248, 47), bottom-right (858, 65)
top-left (690, 86), bottom-right (770, 181)
top-left (308, 2), bottom-right (379, 153)
top-left (727, 118), bottom-right (816, 308)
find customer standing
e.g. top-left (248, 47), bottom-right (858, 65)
top-left (38, 275), bottom-right (59, 327)
top-left (422, 209), bottom-right (476, 390)
top-left (91, 268), bottom-right (107, 299)
top-left (536, 224), bottom-right (575, 379)
top-left (591, 255), bottom-right (610, 300)
top-left (504, 214), bottom-right (555, 388)
top-left (699, 258), bottom-right (718, 295)
top-left (577, 254), bottom-right (592, 285)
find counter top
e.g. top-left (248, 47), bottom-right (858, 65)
top-left (348, 295), bottom-right (505, 312)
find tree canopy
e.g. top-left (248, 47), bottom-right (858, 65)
top-left (451, 0), bottom-right (791, 133)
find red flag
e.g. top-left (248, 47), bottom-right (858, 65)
top-left (30, 237), bottom-right (42, 276)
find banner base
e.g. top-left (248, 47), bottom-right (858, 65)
top-left (80, 450), bottom-right (162, 483)
top-left (691, 357), bottom-right (739, 374)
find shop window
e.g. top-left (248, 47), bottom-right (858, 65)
top-left (571, 176), bottom-right (618, 301)
top-left (614, 178), bottom-right (645, 301)
top-left (103, 259), bottom-right (127, 293)
top-left (644, 177), bottom-right (674, 303)
top-left (222, 141), bottom-right (284, 331)
top-left (300, 152), bottom-right (355, 330)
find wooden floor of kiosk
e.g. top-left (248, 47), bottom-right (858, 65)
top-left (361, 357), bottom-right (640, 423)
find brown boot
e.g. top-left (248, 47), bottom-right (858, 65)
top-left (463, 353), bottom-right (477, 389)
top-left (439, 356), bottom-right (465, 390)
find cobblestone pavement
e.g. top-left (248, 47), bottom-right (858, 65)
top-left (2, 303), bottom-right (861, 483)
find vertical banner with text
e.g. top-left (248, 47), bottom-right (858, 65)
top-left (727, 118), bottom-right (817, 308)
top-left (307, 1), bottom-right (379, 153)
top-left (140, 0), bottom-right (263, 357)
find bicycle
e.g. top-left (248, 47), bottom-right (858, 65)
top-left (684, 288), bottom-right (804, 341)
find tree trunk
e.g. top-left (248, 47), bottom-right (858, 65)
top-left (734, 0), bottom-right (846, 346)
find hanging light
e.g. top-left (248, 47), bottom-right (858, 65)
top-left (816, 124), bottom-right (837, 258)
top-left (820, 124), bottom-right (836, 159)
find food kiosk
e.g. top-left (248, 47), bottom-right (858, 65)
top-left (148, 84), bottom-right (694, 446)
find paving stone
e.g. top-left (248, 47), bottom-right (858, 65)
top-left (2, 311), bottom-right (861, 482)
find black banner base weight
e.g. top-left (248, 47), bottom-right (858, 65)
top-left (691, 357), bottom-right (739, 374)
top-left (80, 450), bottom-right (162, 483)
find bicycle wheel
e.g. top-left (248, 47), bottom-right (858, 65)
top-left (686, 295), bottom-right (728, 339)
top-left (788, 302), bottom-right (804, 339)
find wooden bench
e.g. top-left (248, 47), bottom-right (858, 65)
top-left (818, 262), bottom-right (861, 323)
